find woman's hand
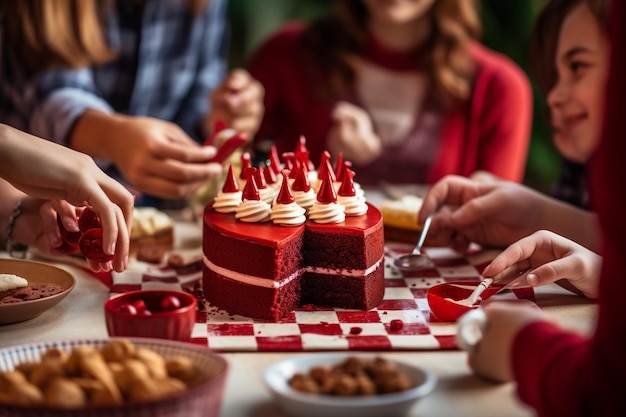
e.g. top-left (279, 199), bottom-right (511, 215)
top-left (327, 101), bottom-right (382, 166)
top-left (206, 68), bottom-right (265, 140)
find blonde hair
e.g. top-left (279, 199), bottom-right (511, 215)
top-left (1, 0), bottom-right (209, 71)
top-left (301, 0), bottom-right (481, 109)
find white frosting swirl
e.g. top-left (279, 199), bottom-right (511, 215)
top-left (293, 189), bottom-right (317, 210)
top-left (271, 202), bottom-right (306, 226)
top-left (308, 202), bottom-right (345, 224)
top-left (338, 195), bottom-right (368, 216)
top-left (235, 200), bottom-right (272, 223)
top-left (354, 181), bottom-right (365, 197)
top-left (259, 187), bottom-right (276, 205)
top-left (213, 191), bottom-right (243, 213)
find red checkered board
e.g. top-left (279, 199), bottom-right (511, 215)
top-left (109, 244), bottom-right (534, 351)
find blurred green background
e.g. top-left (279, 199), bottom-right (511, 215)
top-left (226, 0), bottom-right (557, 193)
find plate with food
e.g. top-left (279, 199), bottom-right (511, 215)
top-left (0, 258), bottom-right (76, 325)
top-left (264, 353), bottom-right (436, 417)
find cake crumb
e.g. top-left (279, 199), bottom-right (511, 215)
top-left (389, 319), bottom-right (404, 331)
top-left (349, 327), bottom-right (363, 335)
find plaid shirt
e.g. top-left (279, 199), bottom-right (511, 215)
top-left (0, 0), bottom-right (228, 150)
top-left (551, 158), bottom-right (590, 210)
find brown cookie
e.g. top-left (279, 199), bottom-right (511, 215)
top-left (1, 283), bottom-right (64, 303)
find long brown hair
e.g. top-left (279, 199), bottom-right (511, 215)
top-left (301, 0), bottom-right (481, 109)
top-left (1, 0), bottom-right (209, 71)
top-left (530, 0), bottom-right (610, 97)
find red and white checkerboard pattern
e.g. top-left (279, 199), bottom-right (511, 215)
top-left (109, 244), bottom-right (534, 351)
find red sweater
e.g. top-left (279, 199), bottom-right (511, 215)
top-left (248, 22), bottom-right (532, 184)
top-left (512, 1), bottom-right (626, 415)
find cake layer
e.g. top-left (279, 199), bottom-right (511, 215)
top-left (203, 263), bottom-right (302, 321)
top-left (204, 205), bottom-right (304, 279)
top-left (301, 260), bottom-right (385, 310)
top-left (304, 202), bottom-right (383, 269)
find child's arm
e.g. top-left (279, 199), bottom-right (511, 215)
top-left (482, 230), bottom-right (601, 299)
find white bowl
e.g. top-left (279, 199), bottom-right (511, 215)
top-left (264, 353), bottom-right (436, 417)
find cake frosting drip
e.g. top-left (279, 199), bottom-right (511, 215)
top-left (213, 191), bottom-right (243, 213)
top-left (338, 195), bottom-right (368, 216)
top-left (309, 202), bottom-right (345, 223)
top-left (236, 200), bottom-right (272, 222)
top-left (271, 203), bottom-right (307, 226)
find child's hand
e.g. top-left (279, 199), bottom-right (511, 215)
top-left (467, 301), bottom-right (548, 382)
top-left (417, 175), bottom-right (599, 253)
top-left (81, 112), bottom-right (223, 199)
top-left (482, 230), bottom-right (601, 299)
top-left (328, 101), bottom-right (382, 165)
top-left (207, 68), bottom-right (265, 140)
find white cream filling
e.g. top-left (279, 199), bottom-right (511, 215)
top-left (204, 256), bottom-right (300, 289)
top-left (303, 257), bottom-right (383, 277)
top-left (203, 255), bottom-right (383, 288)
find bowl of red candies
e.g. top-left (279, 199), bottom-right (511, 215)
top-left (104, 290), bottom-right (197, 341)
top-left (56, 207), bottom-right (112, 262)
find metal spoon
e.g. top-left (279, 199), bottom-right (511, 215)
top-left (393, 214), bottom-right (433, 270)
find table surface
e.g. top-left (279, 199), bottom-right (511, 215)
top-left (0, 189), bottom-right (598, 417)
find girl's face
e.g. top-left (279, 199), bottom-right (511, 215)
top-left (362, 0), bottom-right (436, 26)
top-left (547, 3), bottom-right (609, 164)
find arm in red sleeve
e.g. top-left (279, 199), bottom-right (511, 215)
top-left (469, 45), bottom-right (533, 182)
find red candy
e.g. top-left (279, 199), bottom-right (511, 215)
top-left (117, 303), bottom-right (138, 315)
top-left (79, 228), bottom-right (114, 262)
top-left (116, 295), bottom-right (183, 315)
top-left (132, 299), bottom-right (148, 313)
top-left (55, 214), bottom-right (80, 254)
top-left (78, 207), bottom-right (102, 232)
top-left (160, 295), bottom-right (182, 311)
top-left (54, 207), bottom-right (112, 262)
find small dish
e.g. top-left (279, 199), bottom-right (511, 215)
top-left (427, 281), bottom-right (503, 321)
top-left (104, 290), bottom-right (197, 341)
top-left (264, 353), bottom-right (436, 417)
top-left (0, 338), bottom-right (228, 417)
top-left (0, 258), bottom-right (76, 325)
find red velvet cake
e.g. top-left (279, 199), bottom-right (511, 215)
top-left (202, 149), bottom-right (385, 321)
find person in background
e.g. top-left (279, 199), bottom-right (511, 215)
top-left (418, 0), bottom-right (609, 299)
top-left (530, 0), bottom-right (609, 209)
top-left (248, 0), bottom-right (532, 185)
top-left (0, 0), bottom-right (264, 207)
top-left (461, 0), bottom-right (626, 413)
top-left (0, 124), bottom-right (133, 272)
